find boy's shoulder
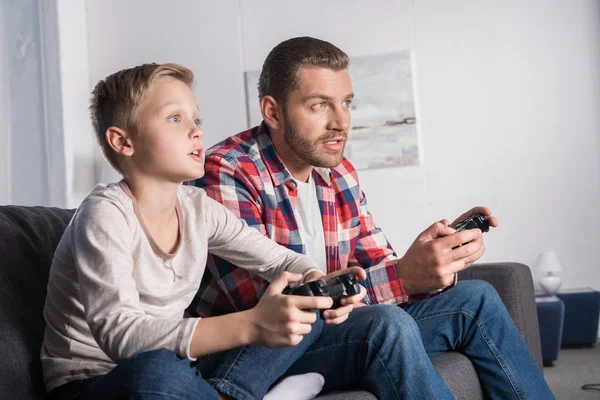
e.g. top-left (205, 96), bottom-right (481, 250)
top-left (73, 182), bottom-right (137, 227)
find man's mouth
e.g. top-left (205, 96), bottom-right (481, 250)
top-left (322, 137), bottom-right (346, 152)
top-left (322, 136), bottom-right (346, 152)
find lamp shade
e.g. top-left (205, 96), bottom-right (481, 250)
top-left (535, 250), bottom-right (563, 273)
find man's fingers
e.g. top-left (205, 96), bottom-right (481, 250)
top-left (461, 241), bottom-right (486, 267)
top-left (266, 272), bottom-right (303, 295)
top-left (442, 259), bottom-right (470, 275)
top-left (419, 219), bottom-right (455, 241)
top-left (439, 229), bottom-right (482, 249)
top-left (451, 206), bottom-right (496, 228)
top-left (448, 235), bottom-right (483, 260)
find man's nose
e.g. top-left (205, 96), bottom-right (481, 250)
top-left (327, 106), bottom-right (349, 132)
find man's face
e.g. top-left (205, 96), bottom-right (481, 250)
top-left (281, 67), bottom-right (354, 168)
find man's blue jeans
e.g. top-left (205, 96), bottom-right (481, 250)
top-left (50, 280), bottom-right (554, 399)
top-left (280, 280), bottom-right (554, 399)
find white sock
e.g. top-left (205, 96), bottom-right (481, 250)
top-left (263, 373), bottom-right (325, 400)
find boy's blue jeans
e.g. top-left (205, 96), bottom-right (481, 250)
top-left (50, 281), bottom-right (554, 399)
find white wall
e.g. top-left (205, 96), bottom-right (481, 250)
top-left (1, 0), bottom-right (72, 207)
top-left (74, 0), bottom-right (600, 293)
top-left (56, 0), bottom-right (95, 207)
top-left (0, 0), bottom-right (11, 205)
top-left (85, 0), bottom-right (248, 184)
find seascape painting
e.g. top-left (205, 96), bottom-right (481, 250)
top-left (244, 50), bottom-right (419, 170)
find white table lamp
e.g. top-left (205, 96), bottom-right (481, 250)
top-left (535, 250), bottom-right (563, 294)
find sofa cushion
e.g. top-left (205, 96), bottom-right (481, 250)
top-left (0, 206), bottom-right (75, 399)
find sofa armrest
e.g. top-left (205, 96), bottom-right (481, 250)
top-left (458, 262), bottom-right (543, 371)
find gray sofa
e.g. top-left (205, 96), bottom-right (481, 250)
top-left (0, 205), bottom-right (543, 399)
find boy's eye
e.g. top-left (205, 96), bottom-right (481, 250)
top-left (194, 119), bottom-right (202, 127)
top-left (168, 115), bottom-right (181, 123)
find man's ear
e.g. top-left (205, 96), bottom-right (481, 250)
top-left (106, 126), bottom-right (134, 157)
top-left (260, 95), bottom-right (283, 130)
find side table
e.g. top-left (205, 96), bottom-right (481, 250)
top-left (555, 287), bottom-right (600, 347)
top-left (535, 296), bottom-right (565, 366)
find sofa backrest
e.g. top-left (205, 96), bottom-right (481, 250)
top-left (0, 206), bottom-right (75, 399)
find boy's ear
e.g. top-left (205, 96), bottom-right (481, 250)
top-left (106, 126), bottom-right (134, 157)
top-left (260, 95), bottom-right (283, 131)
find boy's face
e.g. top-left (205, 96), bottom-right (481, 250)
top-left (281, 67), bottom-right (354, 168)
top-left (130, 76), bottom-right (204, 182)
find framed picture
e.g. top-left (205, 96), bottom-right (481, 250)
top-left (244, 50), bottom-right (419, 170)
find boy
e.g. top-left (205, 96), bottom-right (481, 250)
top-left (40, 63), bottom-right (365, 399)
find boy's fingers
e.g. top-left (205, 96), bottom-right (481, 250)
top-left (267, 272), bottom-right (303, 295)
top-left (294, 309), bottom-right (318, 324)
top-left (321, 304), bottom-right (353, 320)
top-left (324, 314), bottom-right (349, 325)
top-left (291, 295), bottom-right (334, 310)
top-left (340, 286), bottom-right (367, 305)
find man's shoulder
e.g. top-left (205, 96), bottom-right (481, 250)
top-left (206, 127), bottom-right (262, 167)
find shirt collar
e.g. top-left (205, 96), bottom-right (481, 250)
top-left (256, 122), bottom-right (332, 187)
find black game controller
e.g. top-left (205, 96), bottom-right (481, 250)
top-left (453, 213), bottom-right (490, 233)
top-left (283, 273), bottom-right (362, 308)
top-left (452, 213), bottom-right (490, 249)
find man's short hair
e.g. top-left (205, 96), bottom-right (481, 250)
top-left (257, 37), bottom-right (349, 107)
top-left (89, 63), bottom-right (194, 173)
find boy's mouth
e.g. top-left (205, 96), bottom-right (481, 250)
top-left (189, 149), bottom-right (203, 161)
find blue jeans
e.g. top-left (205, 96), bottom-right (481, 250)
top-left (280, 280), bottom-right (554, 399)
top-left (49, 313), bottom-right (324, 400)
top-left (51, 280), bottom-right (554, 399)
top-left (403, 280), bottom-right (555, 399)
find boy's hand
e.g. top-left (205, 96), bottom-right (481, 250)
top-left (306, 266), bottom-right (368, 325)
top-left (249, 272), bottom-right (333, 348)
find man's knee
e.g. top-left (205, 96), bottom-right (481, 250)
top-left (456, 280), bottom-right (506, 314)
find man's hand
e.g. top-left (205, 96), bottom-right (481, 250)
top-left (398, 219), bottom-right (485, 295)
top-left (450, 206), bottom-right (498, 269)
top-left (304, 266), bottom-right (367, 325)
top-left (249, 272), bottom-right (333, 348)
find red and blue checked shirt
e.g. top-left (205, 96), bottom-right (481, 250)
top-left (190, 122), bottom-right (447, 317)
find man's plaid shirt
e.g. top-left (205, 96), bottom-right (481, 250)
top-left (190, 123), bottom-right (447, 316)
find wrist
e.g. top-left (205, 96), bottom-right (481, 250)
top-left (236, 309), bottom-right (260, 345)
top-left (397, 257), bottom-right (418, 295)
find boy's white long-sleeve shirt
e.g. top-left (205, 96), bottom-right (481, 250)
top-left (41, 182), bottom-right (321, 391)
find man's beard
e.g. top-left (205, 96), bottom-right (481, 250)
top-left (282, 111), bottom-right (346, 169)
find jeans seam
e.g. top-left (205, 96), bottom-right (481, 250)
top-left (297, 340), bottom-right (402, 400)
top-left (104, 391), bottom-right (192, 400)
top-left (207, 346), bottom-right (254, 400)
top-left (413, 308), bottom-right (524, 400)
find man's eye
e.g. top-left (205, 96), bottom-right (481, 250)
top-left (168, 115), bottom-right (181, 123)
top-left (194, 119), bottom-right (202, 127)
top-left (343, 99), bottom-right (353, 107)
top-left (312, 103), bottom-right (325, 109)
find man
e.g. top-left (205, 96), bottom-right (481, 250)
top-left (191, 37), bottom-right (554, 398)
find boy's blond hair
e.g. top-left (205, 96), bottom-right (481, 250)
top-left (89, 63), bottom-right (194, 173)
